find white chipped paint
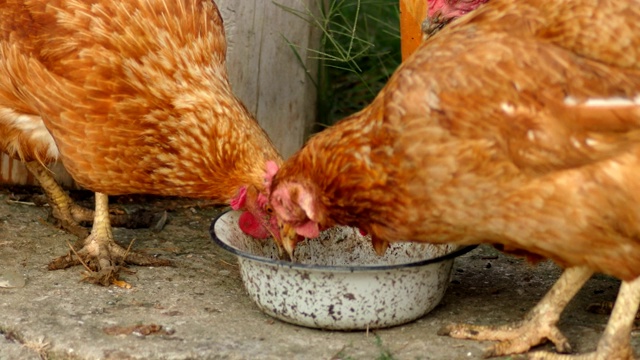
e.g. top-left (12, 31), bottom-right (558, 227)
top-left (0, 108), bottom-right (59, 159)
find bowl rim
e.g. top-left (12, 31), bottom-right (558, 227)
top-left (210, 210), bottom-right (478, 272)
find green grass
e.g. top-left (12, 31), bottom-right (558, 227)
top-left (374, 333), bottom-right (395, 360)
top-left (276, 0), bottom-right (401, 127)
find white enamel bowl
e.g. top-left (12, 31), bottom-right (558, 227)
top-left (210, 210), bottom-right (475, 330)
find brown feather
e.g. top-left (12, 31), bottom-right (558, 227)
top-left (271, 0), bottom-right (640, 281)
top-left (0, 0), bottom-right (281, 201)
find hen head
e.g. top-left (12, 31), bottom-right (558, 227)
top-left (423, 0), bottom-right (489, 38)
top-left (230, 161), bottom-right (281, 242)
top-left (269, 179), bottom-right (323, 259)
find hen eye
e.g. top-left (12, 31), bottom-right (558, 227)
top-left (265, 205), bottom-right (273, 214)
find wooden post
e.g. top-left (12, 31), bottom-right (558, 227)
top-left (216, 0), bottom-right (321, 159)
top-left (400, 0), bottom-right (427, 61)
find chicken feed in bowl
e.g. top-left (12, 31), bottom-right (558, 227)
top-left (210, 210), bottom-right (471, 330)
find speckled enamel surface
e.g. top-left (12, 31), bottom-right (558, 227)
top-left (212, 211), bottom-right (456, 330)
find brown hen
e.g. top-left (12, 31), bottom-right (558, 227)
top-left (269, 0), bottom-right (640, 358)
top-left (0, 0), bottom-right (281, 277)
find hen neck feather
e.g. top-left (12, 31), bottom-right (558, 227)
top-left (294, 105), bottom-right (405, 228)
top-left (149, 83), bottom-right (279, 200)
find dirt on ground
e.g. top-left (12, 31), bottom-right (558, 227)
top-left (0, 186), bottom-right (637, 360)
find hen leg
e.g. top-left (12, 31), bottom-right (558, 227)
top-left (25, 161), bottom-right (90, 238)
top-left (439, 266), bottom-right (594, 358)
top-left (25, 162), bottom-right (165, 240)
top-left (529, 275), bottom-right (640, 360)
top-left (49, 192), bottom-right (172, 272)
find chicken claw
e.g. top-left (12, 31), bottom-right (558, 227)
top-left (439, 267), bottom-right (593, 358)
top-left (25, 162), bottom-right (165, 240)
top-left (25, 161), bottom-right (91, 238)
top-left (528, 275), bottom-right (640, 360)
top-left (48, 193), bottom-right (172, 276)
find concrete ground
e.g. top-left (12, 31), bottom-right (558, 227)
top-left (0, 187), bottom-right (638, 360)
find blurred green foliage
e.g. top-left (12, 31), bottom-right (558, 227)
top-left (277, 0), bottom-right (401, 128)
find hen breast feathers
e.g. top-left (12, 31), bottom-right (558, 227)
top-left (0, 0), bottom-right (280, 200)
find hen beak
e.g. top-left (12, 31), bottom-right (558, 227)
top-left (371, 236), bottom-right (390, 256)
top-left (278, 222), bottom-right (299, 261)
